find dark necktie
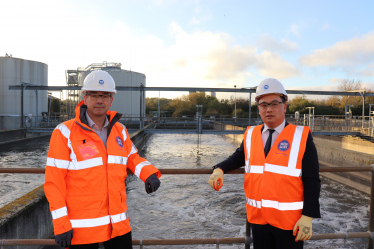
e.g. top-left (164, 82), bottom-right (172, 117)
top-left (264, 129), bottom-right (275, 158)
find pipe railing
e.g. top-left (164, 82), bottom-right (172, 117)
top-left (0, 232), bottom-right (371, 246)
top-left (0, 166), bottom-right (372, 174)
top-left (1, 165), bottom-right (373, 248)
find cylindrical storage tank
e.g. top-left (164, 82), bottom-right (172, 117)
top-left (0, 56), bottom-right (48, 130)
top-left (78, 69), bottom-right (145, 119)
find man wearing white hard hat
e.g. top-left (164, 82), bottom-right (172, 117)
top-left (208, 78), bottom-right (320, 248)
top-left (45, 70), bottom-right (161, 248)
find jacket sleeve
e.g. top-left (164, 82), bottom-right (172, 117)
top-left (44, 124), bottom-right (73, 235)
top-left (122, 125), bottom-right (161, 182)
top-left (301, 132), bottom-right (321, 218)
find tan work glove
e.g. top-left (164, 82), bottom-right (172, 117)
top-left (208, 169), bottom-right (224, 191)
top-left (293, 215), bottom-right (313, 241)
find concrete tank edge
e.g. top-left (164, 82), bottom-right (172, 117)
top-left (0, 185), bottom-right (53, 249)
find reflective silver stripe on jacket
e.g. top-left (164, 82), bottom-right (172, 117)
top-left (108, 155), bottom-right (128, 165)
top-left (51, 206), bottom-right (68, 219)
top-left (262, 199), bottom-right (303, 211)
top-left (246, 197), bottom-right (261, 209)
top-left (46, 158), bottom-right (70, 169)
top-left (134, 161), bottom-right (152, 178)
top-left (244, 165), bottom-right (264, 174)
top-left (71, 215), bottom-right (111, 228)
top-left (70, 212), bottom-right (129, 228)
top-left (246, 198), bottom-right (304, 211)
top-left (110, 211), bottom-right (128, 224)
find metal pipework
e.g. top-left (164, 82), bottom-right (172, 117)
top-left (368, 165), bottom-right (374, 248)
top-left (0, 232), bottom-right (371, 246)
top-left (1, 167), bottom-right (373, 174)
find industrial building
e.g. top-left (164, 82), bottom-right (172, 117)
top-left (0, 56), bottom-right (48, 130)
top-left (66, 62), bottom-right (145, 119)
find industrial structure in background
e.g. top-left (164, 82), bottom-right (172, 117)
top-left (0, 56), bottom-right (48, 130)
top-left (65, 62), bottom-right (145, 118)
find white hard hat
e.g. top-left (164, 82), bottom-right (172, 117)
top-left (255, 78), bottom-right (288, 102)
top-left (81, 70), bottom-right (117, 94)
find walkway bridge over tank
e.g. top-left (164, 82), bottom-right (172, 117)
top-left (8, 85), bottom-right (374, 137)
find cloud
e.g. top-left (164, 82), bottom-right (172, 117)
top-left (194, 0), bottom-right (201, 13)
top-left (257, 34), bottom-right (298, 52)
top-left (362, 81), bottom-right (374, 91)
top-left (359, 63), bottom-right (374, 76)
top-left (190, 0), bottom-right (212, 24)
top-left (151, 0), bottom-right (166, 4)
top-left (166, 22), bottom-right (299, 82)
top-left (299, 31), bottom-right (374, 67)
top-left (257, 51), bottom-right (300, 79)
top-left (0, 2), bottom-right (299, 100)
top-left (245, 72), bottom-right (255, 78)
top-left (328, 78), bottom-right (344, 83)
top-left (322, 23), bottom-right (330, 30)
top-left (190, 15), bottom-right (212, 25)
top-left (290, 24), bottom-right (301, 38)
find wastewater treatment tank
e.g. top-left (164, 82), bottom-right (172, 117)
top-left (0, 56), bottom-right (48, 130)
top-left (0, 134), bottom-right (370, 248)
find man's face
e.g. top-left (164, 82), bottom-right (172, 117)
top-left (83, 91), bottom-right (113, 118)
top-left (258, 94), bottom-right (287, 129)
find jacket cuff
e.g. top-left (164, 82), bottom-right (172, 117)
top-left (52, 215), bottom-right (73, 235)
top-left (140, 166), bottom-right (161, 182)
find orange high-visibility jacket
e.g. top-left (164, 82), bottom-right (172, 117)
top-left (243, 124), bottom-right (310, 230)
top-left (44, 101), bottom-right (161, 245)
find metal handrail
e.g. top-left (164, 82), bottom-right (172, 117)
top-left (0, 232), bottom-right (371, 246)
top-left (0, 166), bottom-right (372, 174)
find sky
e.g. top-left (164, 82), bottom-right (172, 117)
top-left (1, 0), bottom-right (374, 100)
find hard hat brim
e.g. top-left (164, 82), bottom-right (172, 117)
top-left (255, 93), bottom-right (288, 102)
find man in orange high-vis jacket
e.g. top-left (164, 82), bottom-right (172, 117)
top-left (44, 70), bottom-right (161, 249)
top-left (208, 78), bottom-right (320, 249)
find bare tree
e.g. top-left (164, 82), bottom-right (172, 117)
top-left (338, 79), bottom-right (362, 92)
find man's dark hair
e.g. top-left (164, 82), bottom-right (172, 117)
top-left (256, 94), bottom-right (287, 104)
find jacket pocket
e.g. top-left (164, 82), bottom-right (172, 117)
top-left (66, 193), bottom-right (105, 211)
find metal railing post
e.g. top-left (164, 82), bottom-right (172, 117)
top-left (369, 164), bottom-right (374, 249)
top-left (245, 220), bottom-right (252, 249)
top-left (198, 116), bottom-right (202, 134)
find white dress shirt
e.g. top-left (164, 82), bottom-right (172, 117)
top-left (261, 119), bottom-right (286, 149)
top-left (85, 112), bottom-right (109, 148)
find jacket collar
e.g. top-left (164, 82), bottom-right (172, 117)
top-left (74, 100), bottom-right (123, 131)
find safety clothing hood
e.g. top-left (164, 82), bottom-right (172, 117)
top-left (81, 70), bottom-right (117, 94)
top-left (255, 78), bottom-right (288, 102)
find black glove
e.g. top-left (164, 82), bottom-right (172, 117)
top-left (145, 174), bottom-right (160, 194)
top-left (55, 229), bottom-right (73, 248)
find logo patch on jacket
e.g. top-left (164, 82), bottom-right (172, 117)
top-left (116, 136), bottom-right (123, 147)
top-left (278, 140), bottom-right (290, 151)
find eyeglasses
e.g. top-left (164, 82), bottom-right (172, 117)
top-left (86, 93), bottom-right (112, 102)
top-left (258, 100), bottom-right (284, 109)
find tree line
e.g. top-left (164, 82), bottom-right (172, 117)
top-left (146, 79), bottom-right (374, 117)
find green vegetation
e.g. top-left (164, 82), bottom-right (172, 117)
top-left (146, 79), bottom-right (374, 117)
top-left (146, 92), bottom-right (257, 117)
